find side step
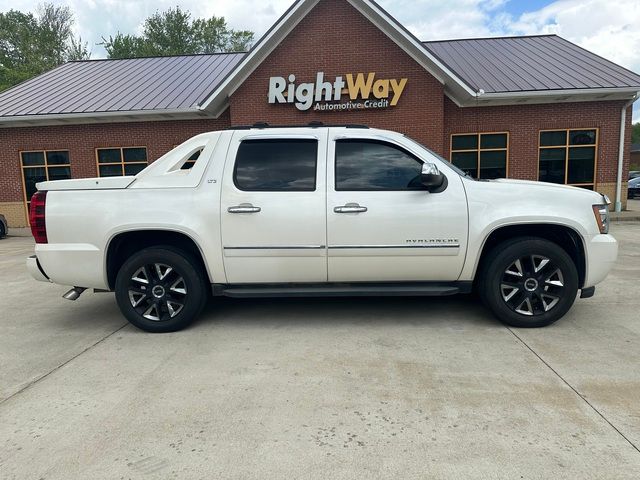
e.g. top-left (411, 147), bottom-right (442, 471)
top-left (213, 282), bottom-right (471, 299)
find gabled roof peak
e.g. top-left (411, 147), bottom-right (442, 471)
top-left (197, 0), bottom-right (479, 114)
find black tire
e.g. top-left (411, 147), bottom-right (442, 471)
top-left (478, 237), bottom-right (578, 328)
top-left (0, 222), bottom-right (5, 239)
top-left (115, 247), bottom-right (208, 333)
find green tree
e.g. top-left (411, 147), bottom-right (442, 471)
top-left (0, 3), bottom-right (89, 91)
top-left (632, 122), bottom-right (640, 144)
top-left (101, 6), bottom-right (253, 59)
top-left (99, 33), bottom-right (147, 59)
top-left (144, 7), bottom-right (197, 55)
top-left (67, 35), bottom-right (90, 61)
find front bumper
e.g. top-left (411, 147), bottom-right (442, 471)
top-left (27, 255), bottom-right (51, 283)
top-left (584, 234), bottom-right (618, 287)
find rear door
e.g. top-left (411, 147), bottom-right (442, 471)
top-left (326, 133), bottom-right (468, 282)
top-left (220, 129), bottom-right (328, 283)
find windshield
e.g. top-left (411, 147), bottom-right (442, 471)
top-left (402, 134), bottom-right (474, 179)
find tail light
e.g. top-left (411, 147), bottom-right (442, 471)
top-left (29, 191), bottom-right (48, 243)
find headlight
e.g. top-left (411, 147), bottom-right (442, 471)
top-left (592, 204), bottom-right (609, 234)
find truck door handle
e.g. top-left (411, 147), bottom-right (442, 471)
top-left (228, 203), bottom-right (261, 214)
top-left (334, 203), bottom-right (368, 214)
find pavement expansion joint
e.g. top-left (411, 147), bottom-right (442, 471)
top-left (506, 326), bottom-right (640, 456)
top-left (0, 323), bottom-right (129, 407)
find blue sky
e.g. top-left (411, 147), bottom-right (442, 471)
top-left (5, 0), bottom-right (640, 120)
top-left (502, 0), bottom-right (552, 17)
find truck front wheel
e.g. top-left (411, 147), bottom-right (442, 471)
top-left (478, 237), bottom-right (579, 328)
top-left (115, 247), bottom-right (208, 333)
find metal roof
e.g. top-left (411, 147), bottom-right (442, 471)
top-left (0, 53), bottom-right (244, 117)
top-left (423, 35), bottom-right (640, 94)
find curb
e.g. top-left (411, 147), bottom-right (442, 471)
top-left (611, 216), bottom-right (640, 223)
top-left (7, 228), bottom-right (33, 238)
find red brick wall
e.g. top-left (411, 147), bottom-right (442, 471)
top-left (444, 98), bottom-right (629, 185)
top-left (229, 0), bottom-right (445, 151)
top-left (0, 111), bottom-right (231, 204)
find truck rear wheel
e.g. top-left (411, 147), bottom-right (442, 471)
top-left (478, 237), bottom-right (579, 328)
top-left (115, 247), bottom-right (208, 333)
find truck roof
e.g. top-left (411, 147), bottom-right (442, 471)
top-left (228, 122), bottom-right (370, 130)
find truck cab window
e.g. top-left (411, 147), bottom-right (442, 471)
top-left (335, 139), bottom-right (424, 191)
top-left (234, 139), bottom-right (317, 191)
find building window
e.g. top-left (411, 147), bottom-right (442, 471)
top-left (538, 129), bottom-right (597, 189)
top-left (181, 149), bottom-right (202, 170)
top-left (450, 132), bottom-right (508, 179)
top-left (96, 147), bottom-right (148, 177)
top-left (20, 150), bottom-right (71, 212)
top-left (234, 139), bottom-right (317, 191)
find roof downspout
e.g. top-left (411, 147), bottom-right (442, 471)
top-left (615, 95), bottom-right (637, 212)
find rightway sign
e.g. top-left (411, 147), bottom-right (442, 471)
top-left (268, 72), bottom-right (408, 112)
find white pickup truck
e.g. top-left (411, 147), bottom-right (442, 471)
top-left (27, 125), bottom-right (617, 332)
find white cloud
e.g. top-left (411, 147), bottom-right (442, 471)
top-left (389, 0), bottom-right (495, 40)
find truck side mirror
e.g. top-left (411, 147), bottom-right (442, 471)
top-left (420, 163), bottom-right (446, 192)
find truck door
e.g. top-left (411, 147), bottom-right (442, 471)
top-left (220, 129), bottom-right (328, 283)
top-left (326, 134), bottom-right (468, 282)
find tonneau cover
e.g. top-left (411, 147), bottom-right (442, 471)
top-left (36, 176), bottom-right (136, 191)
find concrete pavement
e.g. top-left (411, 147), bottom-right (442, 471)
top-left (1, 224), bottom-right (639, 479)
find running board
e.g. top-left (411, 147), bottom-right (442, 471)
top-left (213, 282), bottom-right (472, 298)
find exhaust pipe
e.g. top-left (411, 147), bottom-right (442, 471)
top-left (63, 287), bottom-right (87, 301)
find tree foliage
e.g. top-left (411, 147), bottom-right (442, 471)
top-left (0, 3), bottom-right (89, 91)
top-left (632, 122), bottom-right (640, 145)
top-left (0, 4), bottom-right (250, 92)
top-left (101, 7), bottom-right (253, 59)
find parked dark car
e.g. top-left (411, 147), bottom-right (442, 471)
top-left (0, 214), bottom-right (7, 239)
top-left (629, 177), bottom-right (640, 199)
top-left (630, 171), bottom-right (640, 180)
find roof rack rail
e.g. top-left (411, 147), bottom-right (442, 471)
top-left (229, 122), bottom-right (369, 130)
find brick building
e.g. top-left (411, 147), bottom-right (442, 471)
top-left (1, 0), bottom-right (640, 227)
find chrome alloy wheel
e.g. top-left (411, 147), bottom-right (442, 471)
top-left (127, 263), bottom-right (187, 322)
top-left (500, 255), bottom-right (565, 316)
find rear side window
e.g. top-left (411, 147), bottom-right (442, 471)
top-left (234, 139), bottom-right (317, 191)
top-left (335, 139), bottom-right (424, 191)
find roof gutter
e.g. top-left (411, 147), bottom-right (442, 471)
top-left (475, 86), bottom-right (640, 99)
top-left (0, 108), bottom-right (213, 127)
top-left (615, 95), bottom-right (638, 212)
